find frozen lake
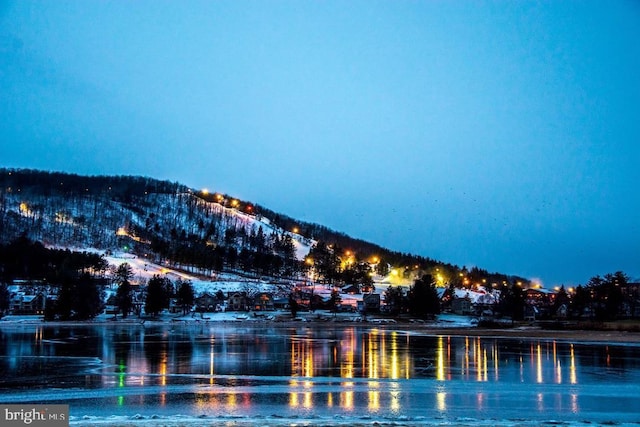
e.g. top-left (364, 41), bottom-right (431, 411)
top-left (1, 323), bottom-right (639, 425)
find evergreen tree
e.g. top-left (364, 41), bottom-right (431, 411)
top-left (408, 274), bottom-right (440, 319)
top-left (0, 282), bottom-right (10, 318)
top-left (54, 280), bottom-right (75, 320)
top-left (383, 286), bottom-right (405, 316)
top-left (308, 242), bottom-right (339, 284)
top-left (176, 279), bottom-right (195, 315)
top-left (375, 260), bottom-right (390, 277)
top-left (497, 283), bottom-right (525, 321)
top-left (288, 293), bottom-right (299, 318)
top-left (571, 285), bottom-right (590, 319)
top-left (115, 263), bottom-right (133, 285)
top-left (145, 275), bottom-right (171, 316)
top-left (279, 234), bottom-right (296, 259)
top-left (591, 272), bottom-right (626, 320)
top-left (112, 262), bottom-right (134, 318)
top-left (116, 279), bottom-right (133, 318)
top-left (329, 288), bottom-right (342, 315)
top-left (73, 272), bottom-right (104, 320)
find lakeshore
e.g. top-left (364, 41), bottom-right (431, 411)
top-left (2, 312), bottom-right (639, 345)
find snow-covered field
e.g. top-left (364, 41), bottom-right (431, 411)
top-left (105, 251), bottom-right (284, 296)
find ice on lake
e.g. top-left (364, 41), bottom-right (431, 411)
top-left (1, 323), bottom-right (639, 426)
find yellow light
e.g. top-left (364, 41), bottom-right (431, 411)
top-left (570, 345), bottom-right (577, 384)
top-left (202, 188), bottom-right (209, 195)
top-left (436, 392), bottom-right (446, 411)
top-left (293, 227), bottom-right (299, 233)
top-left (436, 336), bottom-right (445, 381)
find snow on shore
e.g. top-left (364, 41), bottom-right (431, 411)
top-left (68, 414), bottom-right (640, 427)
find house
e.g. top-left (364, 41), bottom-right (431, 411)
top-left (253, 292), bottom-right (274, 311)
top-left (10, 293), bottom-right (46, 315)
top-left (273, 297), bottom-right (290, 310)
top-left (451, 295), bottom-right (473, 315)
top-left (525, 288), bottom-right (557, 319)
top-left (524, 305), bottom-right (539, 322)
top-left (555, 303), bottom-right (569, 319)
top-left (227, 292), bottom-right (249, 311)
top-left (195, 292), bottom-right (223, 312)
top-left (361, 293), bottom-right (380, 313)
top-left (525, 288), bottom-right (556, 307)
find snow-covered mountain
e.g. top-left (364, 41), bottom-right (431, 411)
top-left (0, 169), bottom-right (532, 291)
top-left (0, 170), bottom-right (314, 280)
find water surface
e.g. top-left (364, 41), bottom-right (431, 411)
top-left (1, 323), bottom-right (639, 424)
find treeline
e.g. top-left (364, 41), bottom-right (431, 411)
top-left (254, 203), bottom-right (459, 273)
top-left (0, 235), bottom-right (107, 283)
top-left (148, 225), bottom-right (301, 278)
top-left (569, 272), bottom-right (637, 321)
top-left (0, 236), bottom-right (109, 320)
top-left (254, 204), bottom-right (530, 288)
top-left (383, 270), bottom-right (637, 322)
top-left (0, 168), bottom-right (184, 201)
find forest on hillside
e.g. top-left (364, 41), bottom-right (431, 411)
top-left (0, 169), bottom-right (531, 288)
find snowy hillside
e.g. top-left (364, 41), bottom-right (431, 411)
top-left (1, 169), bottom-right (533, 296)
top-left (0, 171), bottom-right (316, 282)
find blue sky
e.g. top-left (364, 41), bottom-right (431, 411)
top-left (1, 1), bottom-right (639, 286)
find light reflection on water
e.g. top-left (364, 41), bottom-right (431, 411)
top-left (0, 324), bottom-right (639, 423)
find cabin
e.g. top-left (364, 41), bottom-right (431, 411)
top-left (195, 292), bottom-right (223, 312)
top-left (227, 292), bottom-right (249, 311)
top-left (10, 293), bottom-right (46, 315)
top-left (252, 292), bottom-right (275, 311)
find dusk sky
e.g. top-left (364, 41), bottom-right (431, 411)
top-left (1, 1), bottom-right (638, 286)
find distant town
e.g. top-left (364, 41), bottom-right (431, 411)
top-left (1, 170), bottom-right (638, 330)
top-left (2, 237), bottom-right (638, 329)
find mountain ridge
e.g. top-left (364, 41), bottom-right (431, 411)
top-left (0, 168), bottom-right (531, 288)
